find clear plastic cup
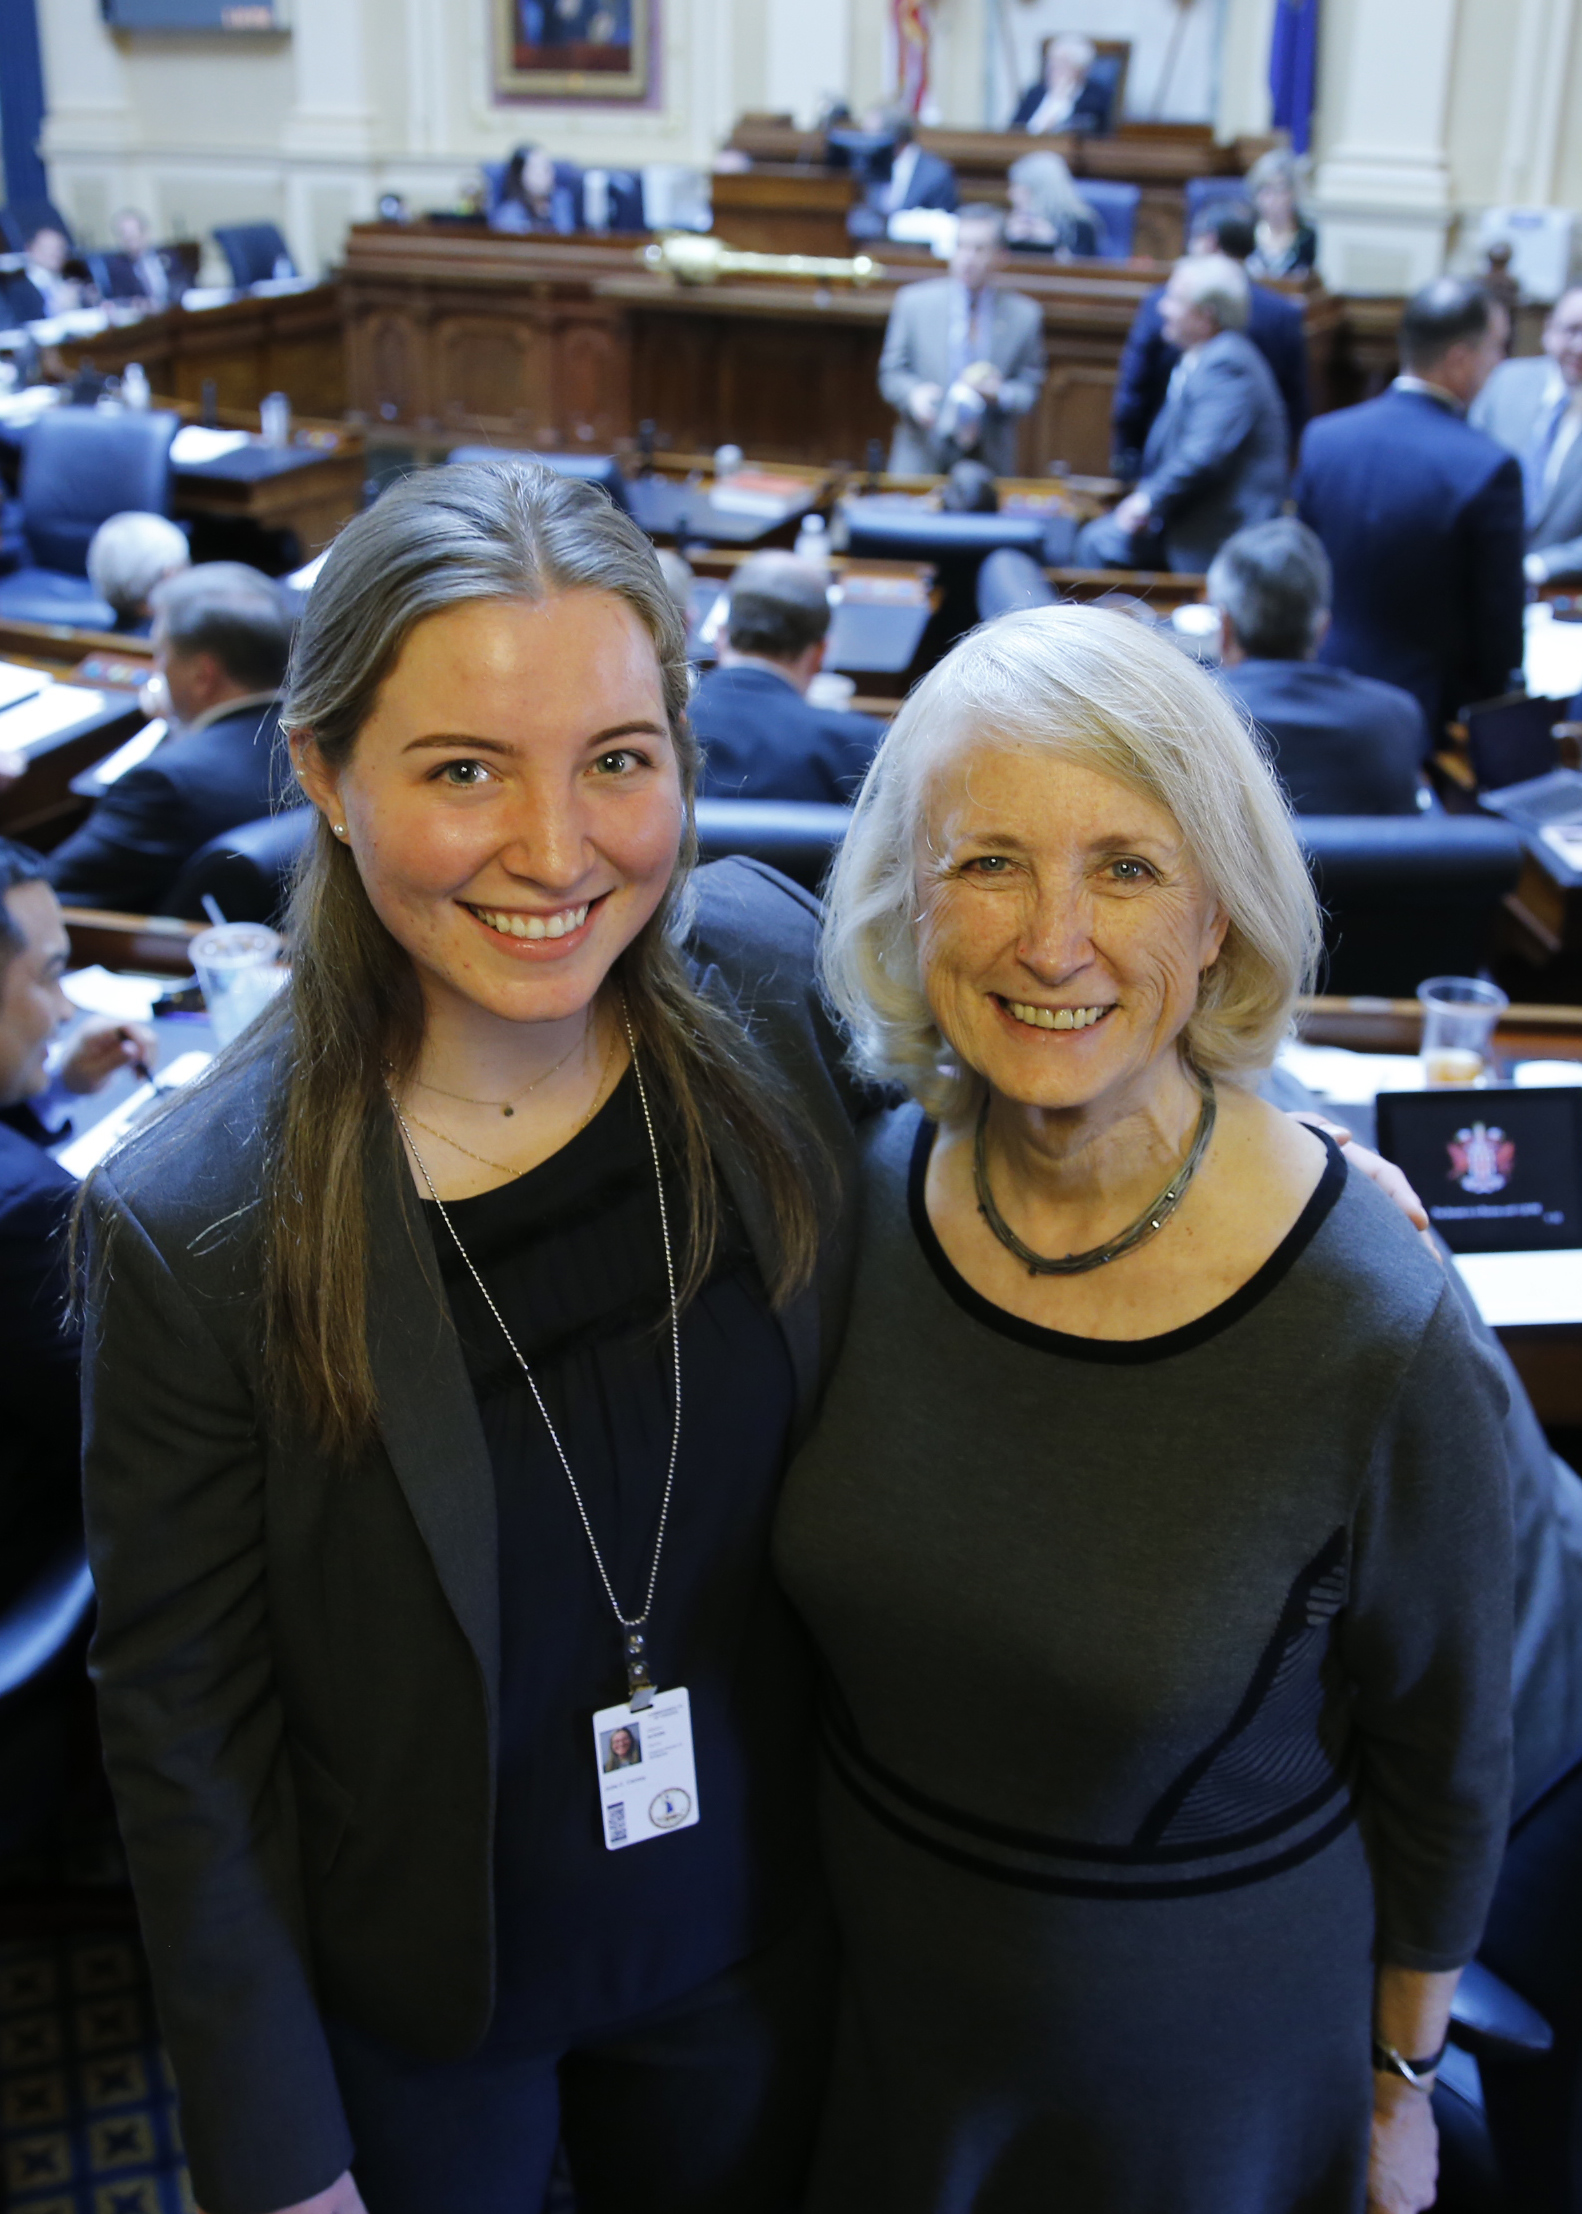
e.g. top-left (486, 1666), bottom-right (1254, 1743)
top-left (1417, 975), bottom-right (1507, 1087)
top-left (191, 923), bottom-right (286, 1047)
top-left (259, 390), bottom-right (292, 447)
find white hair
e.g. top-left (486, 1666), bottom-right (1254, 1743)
top-left (1245, 148), bottom-right (1304, 202)
top-left (1168, 251), bottom-right (1250, 333)
top-left (820, 604), bottom-right (1321, 1121)
top-left (87, 511), bottom-right (190, 618)
top-left (1008, 150), bottom-right (1094, 229)
top-left (1049, 32), bottom-right (1096, 71)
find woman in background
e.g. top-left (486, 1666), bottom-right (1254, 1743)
top-left (1246, 148), bottom-right (1318, 277)
top-left (1004, 152), bottom-right (1099, 260)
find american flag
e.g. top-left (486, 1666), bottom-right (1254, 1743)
top-left (894, 0), bottom-right (930, 114)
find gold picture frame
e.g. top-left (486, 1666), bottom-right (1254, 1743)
top-left (494, 0), bottom-right (651, 101)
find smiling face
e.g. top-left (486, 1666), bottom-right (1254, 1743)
top-left (292, 591), bottom-right (684, 1039)
top-left (915, 739), bottom-right (1229, 1120)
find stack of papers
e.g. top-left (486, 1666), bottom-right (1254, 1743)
top-left (0, 660), bottom-right (45, 712)
top-left (0, 684), bottom-right (112, 756)
top-left (170, 425), bottom-right (253, 465)
top-left (61, 968), bottom-right (168, 1022)
top-left (55, 1051), bottom-right (212, 1180)
top-left (1454, 1249), bottom-right (1582, 1327)
top-left (1541, 822), bottom-right (1582, 874)
top-left (0, 385), bottom-right (62, 430)
top-left (1276, 1041), bottom-right (1424, 1104)
top-left (1523, 602), bottom-right (1582, 701)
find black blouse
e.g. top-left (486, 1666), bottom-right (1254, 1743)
top-left (422, 1070), bottom-right (815, 2054)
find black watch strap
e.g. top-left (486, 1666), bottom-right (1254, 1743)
top-left (1372, 2038), bottom-right (1447, 2090)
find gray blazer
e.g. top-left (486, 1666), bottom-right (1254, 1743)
top-left (79, 859), bottom-right (869, 2214)
top-left (878, 276), bottom-right (1047, 477)
top-left (1139, 328), bottom-right (1289, 573)
top-left (1471, 353), bottom-right (1582, 582)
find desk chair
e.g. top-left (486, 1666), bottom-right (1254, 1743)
top-left (0, 405), bottom-right (179, 629)
top-left (165, 805), bottom-right (313, 924)
top-left (977, 546), bottom-right (1057, 621)
top-left (1298, 814), bottom-right (1523, 996)
top-left (212, 223), bottom-right (297, 288)
top-left (843, 505), bottom-right (1048, 566)
top-left (1076, 180), bottom-right (1141, 260)
top-left (1458, 691), bottom-right (1565, 795)
top-left (0, 1539), bottom-right (96, 1862)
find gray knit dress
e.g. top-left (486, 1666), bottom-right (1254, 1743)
top-left (774, 1107), bottom-right (1515, 2214)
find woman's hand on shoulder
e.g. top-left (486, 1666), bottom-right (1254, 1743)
top-left (1290, 1114), bottom-right (1438, 1259)
top-left (199, 2175), bottom-right (368, 2214)
top-left (1367, 2078), bottom-right (1439, 2213)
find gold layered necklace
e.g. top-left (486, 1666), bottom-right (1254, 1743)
top-left (397, 1025), bottom-right (621, 1179)
top-left (408, 1028), bottom-right (584, 1117)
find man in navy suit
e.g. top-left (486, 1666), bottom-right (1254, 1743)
top-left (1010, 34), bottom-right (1115, 134)
top-left (0, 840), bottom-right (153, 1609)
top-left (1294, 277), bottom-right (1525, 741)
top-left (1111, 202), bottom-right (1308, 479)
top-left (1208, 518), bottom-right (1425, 814)
top-left (691, 554), bottom-right (883, 804)
top-left (45, 562), bottom-right (293, 917)
top-left (848, 113), bottom-right (958, 241)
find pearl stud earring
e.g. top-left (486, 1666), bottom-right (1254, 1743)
top-left (332, 823), bottom-right (347, 838)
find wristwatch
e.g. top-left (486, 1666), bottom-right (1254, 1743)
top-left (1372, 2038), bottom-right (1447, 2091)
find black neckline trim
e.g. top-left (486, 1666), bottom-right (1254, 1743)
top-left (906, 1113), bottom-right (1346, 1364)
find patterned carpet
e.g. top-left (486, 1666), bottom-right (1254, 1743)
top-left (0, 1931), bottom-right (191, 2214)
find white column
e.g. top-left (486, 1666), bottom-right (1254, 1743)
top-left (1497, 0), bottom-right (1578, 209)
top-left (764, 0), bottom-right (852, 129)
top-left (279, 0), bottom-right (379, 277)
top-left (1311, 0), bottom-right (1460, 294)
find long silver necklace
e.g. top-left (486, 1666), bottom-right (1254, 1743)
top-left (388, 1005), bottom-right (680, 1709)
top-left (973, 1075), bottom-right (1217, 1277)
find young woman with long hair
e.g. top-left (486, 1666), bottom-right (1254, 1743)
top-left (79, 463), bottom-right (862, 2214)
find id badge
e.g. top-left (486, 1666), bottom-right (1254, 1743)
top-left (591, 1687), bottom-right (701, 1851)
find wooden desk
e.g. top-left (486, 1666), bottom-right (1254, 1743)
top-left (0, 618), bottom-right (152, 849)
top-left (55, 285), bottom-right (346, 421)
top-left (710, 170), bottom-right (862, 258)
top-left (1297, 994), bottom-right (1582, 1428)
top-left (339, 226), bottom-right (1364, 482)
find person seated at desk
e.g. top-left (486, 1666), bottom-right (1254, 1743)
top-left (1076, 253), bottom-right (1287, 575)
top-left (691, 552), bottom-right (883, 804)
top-left (1009, 33), bottom-right (1114, 135)
top-left (98, 208), bottom-right (177, 308)
top-left (1294, 277), bottom-right (1524, 744)
top-left (850, 111), bottom-right (958, 238)
top-left (1112, 201), bottom-right (1308, 480)
top-left (490, 145), bottom-right (583, 235)
top-left (1472, 285), bottom-right (1582, 588)
top-left (1209, 517), bottom-right (1426, 815)
top-left (1244, 149), bottom-right (1318, 279)
top-left (1004, 152), bottom-right (1097, 259)
top-left (86, 512), bottom-right (190, 636)
top-left (9, 226), bottom-right (83, 322)
top-left (878, 206), bottom-right (1046, 477)
top-left (0, 839), bottom-right (153, 1610)
top-left (45, 562), bottom-right (293, 917)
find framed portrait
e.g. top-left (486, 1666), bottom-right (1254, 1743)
top-left (495, 0), bottom-right (651, 101)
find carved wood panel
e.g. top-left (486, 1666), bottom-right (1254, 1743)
top-left (1032, 364), bottom-right (1118, 478)
top-left (432, 315), bottom-right (554, 441)
top-left (555, 315), bottom-right (631, 446)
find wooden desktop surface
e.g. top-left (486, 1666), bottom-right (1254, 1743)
top-left (0, 619), bottom-right (153, 849)
top-left (54, 284), bottom-right (346, 422)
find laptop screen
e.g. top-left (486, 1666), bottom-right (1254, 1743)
top-left (1373, 1086), bottom-right (1582, 1254)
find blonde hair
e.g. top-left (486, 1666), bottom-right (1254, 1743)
top-left (820, 604), bottom-right (1320, 1121)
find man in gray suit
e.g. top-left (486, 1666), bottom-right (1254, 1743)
top-left (1075, 254), bottom-right (1288, 574)
top-left (1471, 286), bottom-right (1582, 586)
top-left (878, 206), bottom-right (1046, 477)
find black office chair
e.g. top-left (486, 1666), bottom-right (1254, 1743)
top-left (842, 503), bottom-right (1049, 567)
top-left (448, 446), bottom-right (633, 514)
top-left (693, 799), bottom-right (851, 892)
top-left (0, 1539), bottom-right (97, 1864)
top-left (1459, 691), bottom-right (1565, 795)
top-left (83, 249), bottom-right (143, 301)
top-left (165, 805), bottom-right (315, 924)
top-left (977, 547), bottom-right (1058, 622)
top-left (0, 405), bottom-right (179, 628)
top-left (213, 222), bottom-right (297, 288)
top-left (1298, 815), bottom-right (1523, 996)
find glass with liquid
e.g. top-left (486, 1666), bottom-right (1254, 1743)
top-left (1417, 976), bottom-right (1507, 1087)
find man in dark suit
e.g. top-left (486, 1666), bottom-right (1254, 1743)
top-left (1471, 285), bottom-right (1582, 587)
top-left (878, 206), bottom-right (1046, 476)
top-left (1208, 517), bottom-right (1425, 814)
top-left (692, 553), bottom-right (883, 804)
top-left (872, 113), bottom-right (958, 218)
top-left (1010, 33), bottom-right (1114, 134)
top-left (1294, 277), bottom-right (1525, 741)
top-left (45, 562), bottom-right (293, 916)
top-left (0, 839), bottom-right (153, 1610)
top-left (1111, 202), bottom-right (1308, 479)
top-left (1075, 254), bottom-right (1288, 573)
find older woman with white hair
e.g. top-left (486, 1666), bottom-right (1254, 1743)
top-left (1246, 147), bottom-right (1318, 278)
top-left (1004, 151), bottom-right (1098, 260)
top-left (86, 509), bottom-right (190, 634)
top-left (774, 605), bottom-right (1513, 2214)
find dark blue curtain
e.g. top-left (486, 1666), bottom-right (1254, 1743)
top-left (1269, 0), bottom-right (1320, 158)
top-left (0, 0), bottom-right (49, 207)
